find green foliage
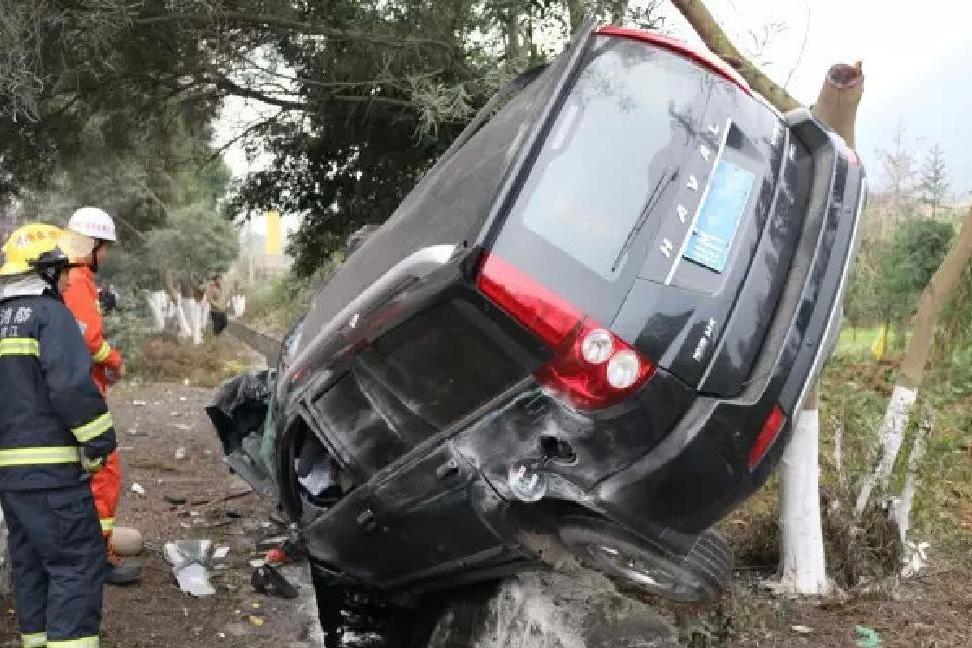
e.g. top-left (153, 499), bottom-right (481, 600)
top-left (847, 219), bottom-right (954, 330)
top-left (876, 219), bottom-right (954, 319)
top-left (0, 1), bottom-right (665, 277)
top-left (245, 254), bottom-right (344, 334)
top-left (919, 143), bottom-right (951, 218)
top-left (102, 305), bottom-right (152, 373)
top-left (141, 204), bottom-right (239, 291)
top-left (229, 1), bottom-right (663, 275)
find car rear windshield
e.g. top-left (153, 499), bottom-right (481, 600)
top-left (492, 35), bottom-right (722, 322)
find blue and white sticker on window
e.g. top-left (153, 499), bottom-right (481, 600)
top-left (684, 159), bottom-right (755, 273)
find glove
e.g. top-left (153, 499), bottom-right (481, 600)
top-left (81, 454), bottom-right (107, 474)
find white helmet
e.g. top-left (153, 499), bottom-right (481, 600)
top-left (67, 207), bottom-right (117, 242)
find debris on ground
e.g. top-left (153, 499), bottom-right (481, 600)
top-left (901, 540), bottom-right (930, 577)
top-left (855, 625), bottom-right (883, 648)
top-left (164, 539), bottom-right (216, 597)
top-left (251, 565), bottom-right (299, 600)
top-left (131, 482), bottom-right (146, 496)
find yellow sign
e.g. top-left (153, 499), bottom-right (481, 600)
top-left (265, 210), bottom-right (283, 256)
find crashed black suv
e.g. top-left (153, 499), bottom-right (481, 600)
top-left (211, 22), bottom-right (865, 608)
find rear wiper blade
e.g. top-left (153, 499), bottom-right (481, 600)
top-left (611, 165), bottom-right (678, 274)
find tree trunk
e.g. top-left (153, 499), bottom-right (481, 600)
top-left (564, 0), bottom-right (585, 32)
top-left (146, 290), bottom-right (171, 332)
top-left (891, 415), bottom-right (930, 545)
top-left (669, 0), bottom-right (800, 112)
top-left (857, 206), bottom-right (972, 514)
top-left (778, 407), bottom-right (829, 594)
top-left (504, 11), bottom-right (522, 64)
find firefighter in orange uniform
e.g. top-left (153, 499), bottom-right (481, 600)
top-left (62, 206), bottom-right (141, 586)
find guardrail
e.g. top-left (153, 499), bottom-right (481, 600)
top-left (226, 319), bottom-right (283, 366)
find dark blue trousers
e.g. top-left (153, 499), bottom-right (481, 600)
top-left (0, 484), bottom-right (106, 646)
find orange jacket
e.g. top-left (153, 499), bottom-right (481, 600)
top-left (62, 265), bottom-right (123, 393)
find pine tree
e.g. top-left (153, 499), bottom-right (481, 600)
top-left (919, 143), bottom-right (950, 218)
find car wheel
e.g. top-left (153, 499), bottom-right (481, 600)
top-left (558, 517), bottom-right (731, 603)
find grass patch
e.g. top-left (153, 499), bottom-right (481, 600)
top-left (133, 334), bottom-right (255, 388)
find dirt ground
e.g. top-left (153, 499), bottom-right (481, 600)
top-left (1, 380), bottom-right (322, 648)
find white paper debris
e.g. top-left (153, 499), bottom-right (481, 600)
top-left (175, 563), bottom-right (215, 597)
top-left (164, 540), bottom-right (216, 597)
top-left (131, 483), bottom-right (146, 496)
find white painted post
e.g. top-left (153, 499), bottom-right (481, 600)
top-left (856, 384), bottom-right (918, 515)
top-left (777, 407), bottom-right (830, 595)
top-left (146, 291), bottom-right (169, 332)
top-left (173, 294), bottom-right (193, 341)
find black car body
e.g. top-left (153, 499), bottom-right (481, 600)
top-left (216, 22), bottom-right (865, 605)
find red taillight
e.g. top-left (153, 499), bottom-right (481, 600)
top-left (477, 254), bottom-right (581, 347)
top-left (748, 404), bottom-right (786, 470)
top-left (596, 25), bottom-right (751, 97)
top-left (477, 254), bottom-right (655, 410)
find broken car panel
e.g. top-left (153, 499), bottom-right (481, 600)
top-left (209, 22), bottom-right (866, 605)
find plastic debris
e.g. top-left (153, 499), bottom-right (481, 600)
top-left (250, 565), bottom-right (299, 599)
top-left (164, 539), bottom-right (216, 597)
top-left (175, 447), bottom-right (187, 460)
top-left (791, 625), bottom-right (813, 635)
top-left (855, 626), bottom-right (883, 648)
top-left (248, 615), bottom-right (265, 627)
top-left (213, 545), bottom-right (231, 560)
top-left (257, 535), bottom-right (288, 549)
top-left (131, 483), bottom-right (146, 496)
top-left (133, 400), bottom-right (147, 406)
top-left (901, 540), bottom-right (930, 578)
top-left (175, 563), bottom-right (216, 597)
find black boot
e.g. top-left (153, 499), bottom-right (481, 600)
top-left (106, 551), bottom-right (142, 586)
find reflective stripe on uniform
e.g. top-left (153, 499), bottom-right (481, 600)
top-left (71, 413), bottom-right (113, 443)
top-left (100, 517), bottom-right (115, 532)
top-left (0, 446), bottom-right (81, 467)
top-left (0, 338), bottom-right (39, 357)
top-left (47, 637), bottom-right (99, 648)
top-left (21, 632), bottom-right (47, 648)
top-left (92, 341), bottom-right (111, 363)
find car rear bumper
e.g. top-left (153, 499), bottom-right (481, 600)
top-left (592, 109), bottom-right (865, 540)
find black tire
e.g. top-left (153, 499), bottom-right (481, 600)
top-left (558, 517), bottom-right (731, 603)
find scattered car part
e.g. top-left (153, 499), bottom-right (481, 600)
top-left (251, 565), bottom-right (299, 600)
top-left (164, 539), bottom-right (216, 597)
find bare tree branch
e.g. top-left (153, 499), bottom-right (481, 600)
top-left (669, 0), bottom-right (800, 112)
top-left (133, 12), bottom-right (455, 51)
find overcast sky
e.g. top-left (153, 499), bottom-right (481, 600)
top-left (663, 0), bottom-right (972, 198)
top-left (221, 0), bottom-right (972, 203)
